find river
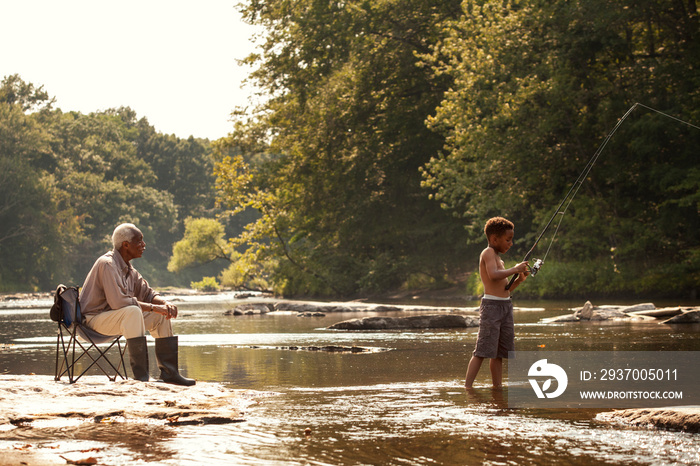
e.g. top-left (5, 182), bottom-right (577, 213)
top-left (1, 293), bottom-right (699, 465)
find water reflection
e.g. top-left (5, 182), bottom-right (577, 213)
top-left (2, 422), bottom-right (180, 464)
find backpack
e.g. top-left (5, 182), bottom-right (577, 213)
top-left (50, 284), bottom-right (81, 325)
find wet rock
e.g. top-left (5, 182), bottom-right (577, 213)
top-left (662, 310), bottom-right (700, 324)
top-left (371, 305), bottom-right (403, 312)
top-left (273, 300), bottom-right (473, 315)
top-left (590, 309), bottom-right (629, 320)
top-left (621, 303), bottom-right (656, 313)
top-left (627, 306), bottom-right (684, 318)
top-left (277, 345), bottom-right (377, 353)
top-left (229, 344), bottom-right (385, 353)
top-left (297, 312), bottom-right (326, 317)
top-left (224, 303), bottom-right (275, 316)
top-left (575, 301), bottom-right (595, 319)
top-left (542, 313), bottom-right (581, 323)
top-left (597, 406), bottom-right (700, 433)
top-left (327, 314), bottom-right (478, 330)
top-left (275, 302), bottom-right (356, 313)
top-left (0, 375), bottom-right (251, 427)
top-left (544, 302), bottom-right (698, 323)
top-left (573, 302), bottom-right (632, 320)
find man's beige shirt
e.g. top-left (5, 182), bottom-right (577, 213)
top-left (80, 249), bottom-right (159, 317)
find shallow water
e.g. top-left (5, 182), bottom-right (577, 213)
top-left (1, 295), bottom-right (699, 464)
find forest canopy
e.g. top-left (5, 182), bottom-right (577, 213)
top-left (0, 74), bottom-right (219, 291)
top-left (172, 0), bottom-right (697, 299)
top-left (3, 0), bottom-right (699, 300)
top-left (169, 0), bottom-right (698, 299)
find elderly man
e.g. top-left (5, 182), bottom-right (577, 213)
top-left (80, 223), bottom-right (195, 386)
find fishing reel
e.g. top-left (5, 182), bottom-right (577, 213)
top-left (528, 258), bottom-right (543, 277)
top-left (506, 258), bottom-right (544, 290)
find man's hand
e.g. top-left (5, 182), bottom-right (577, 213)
top-left (164, 301), bottom-right (178, 319)
top-left (151, 298), bottom-right (178, 319)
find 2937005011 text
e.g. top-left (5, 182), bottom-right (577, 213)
top-left (507, 351), bottom-right (700, 409)
top-left (583, 368), bottom-right (677, 382)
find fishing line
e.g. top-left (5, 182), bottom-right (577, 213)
top-left (506, 102), bottom-right (699, 290)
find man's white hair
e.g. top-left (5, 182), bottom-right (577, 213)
top-left (112, 223), bottom-right (141, 250)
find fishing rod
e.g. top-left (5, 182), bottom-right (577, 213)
top-left (505, 102), bottom-right (700, 290)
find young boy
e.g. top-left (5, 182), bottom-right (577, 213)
top-left (465, 217), bottom-right (529, 389)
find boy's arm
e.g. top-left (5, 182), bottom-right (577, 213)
top-left (483, 249), bottom-right (529, 281)
top-left (505, 268), bottom-right (530, 291)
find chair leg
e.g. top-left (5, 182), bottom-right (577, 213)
top-left (55, 324), bottom-right (72, 382)
top-left (55, 324), bottom-right (131, 383)
top-left (116, 337), bottom-right (127, 380)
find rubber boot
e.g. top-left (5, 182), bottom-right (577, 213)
top-left (126, 336), bottom-right (150, 382)
top-left (155, 336), bottom-right (196, 386)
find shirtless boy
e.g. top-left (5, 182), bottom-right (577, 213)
top-left (465, 217), bottom-right (530, 389)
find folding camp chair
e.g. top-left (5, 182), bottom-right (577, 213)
top-left (53, 285), bottom-right (128, 383)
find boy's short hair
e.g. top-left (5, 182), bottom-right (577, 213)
top-left (484, 217), bottom-right (514, 238)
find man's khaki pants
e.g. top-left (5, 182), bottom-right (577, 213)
top-left (85, 306), bottom-right (173, 339)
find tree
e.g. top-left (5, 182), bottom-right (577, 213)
top-left (422, 0), bottom-right (700, 297)
top-left (212, 0), bottom-right (468, 296)
top-left (137, 130), bottom-right (217, 222)
top-left (0, 74), bottom-right (217, 290)
top-left (0, 75), bottom-right (75, 290)
top-left (48, 108), bottom-right (178, 279)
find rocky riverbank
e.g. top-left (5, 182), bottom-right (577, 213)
top-left (327, 314), bottom-right (479, 330)
top-left (543, 301), bottom-right (700, 324)
top-left (598, 406), bottom-right (700, 433)
top-left (225, 300), bottom-right (482, 316)
top-left (224, 300), bottom-right (485, 330)
top-left (0, 375), bottom-right (252, 428)
top-left (0, 374), bottom-right (258, 464)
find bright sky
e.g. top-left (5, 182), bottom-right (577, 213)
top-left (0, 0), bottom-right (261, 140)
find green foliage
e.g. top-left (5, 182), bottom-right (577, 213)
top-left (3, 0), bottom-right (698, 300)
top-left (168, 217), bottom-right (229, 272)
top-left (214, 0), bottom-right (469, 297)
top-left (465, 271), bottom-right (484, 298)
top-left (219, 251), bottom-right (274, 293)
top-left (515, 260), bottom-right (620, 299)
top-left (0, 75), bottom-right (71, 290)
top-left (422, 0), bottom-right (700, 298)
top-left (0, 75), bottom-right (218, 290)
top-left (200, 0), bottom-right (699, 299)
top-left (190, 276), bottom-right (220, 292)
top-left (403, 272), bottom-right (452, 292)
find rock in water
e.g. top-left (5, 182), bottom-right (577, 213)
top-left (575, 301), bottom-right (594, 320)
top-left (627, 307), bottom-right (682, 318)
top-left (327, 314), bottom-right (478, 330)
top-left (0, 375), bottom-right (249, 427)
top-left (597, 407), bottom-right (700, 433)
top-left (620, 303), bottom-right (656, 313)
top-left (224, 303), bottom-right (274, 315)
top-left (542, 314), bottom-right (580, 323)
top-left (662, 310), bottom-right (700, 324)
top-left (589, 309), bottom-right (628, 320)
